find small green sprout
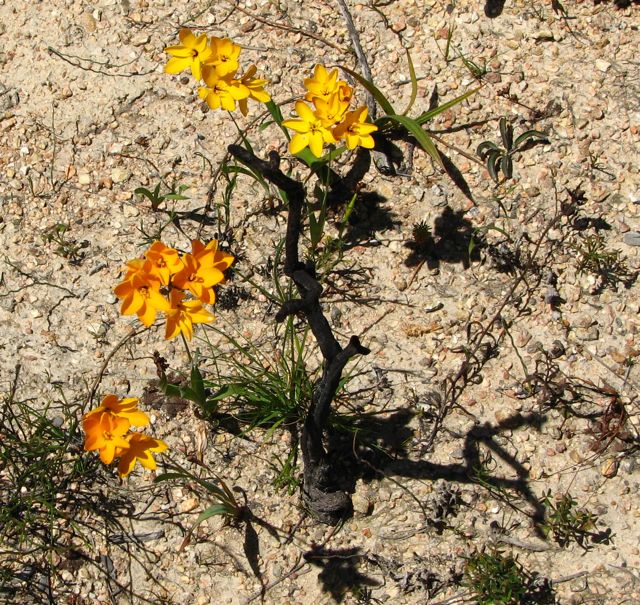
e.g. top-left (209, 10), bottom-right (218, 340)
top-left (477, 117), bottom-right (548, 183)
top-left (41, 223), bottom-right (88, 264)
top-left (134, 181), bottom-right (189, 211)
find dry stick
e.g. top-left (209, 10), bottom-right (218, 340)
top-left (224, 0), bottom-right (344, 52)
top-left (228, 144), bottom-right (369, 523)
top-left (334, 0), bottom-right (405, 177)
top-left (243, 555), bottom-right (309, 604)
top-left (86, 327), bottom-right (149, 406)
top-left (334, 0), bottom-right (376, 120)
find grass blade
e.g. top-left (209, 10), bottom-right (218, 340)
top-left (379, 114), bottom-right (443, 168)
top-left (401, 49), bottom-right (418, 116)
top-left (338, 64), bottom-right (396, 116)
top-left (415, 86), bottom-right (481, 124)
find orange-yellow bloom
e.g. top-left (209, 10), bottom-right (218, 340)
top-left (236, 65), bottom-right (271, 116)
top-left (282, 100), bottom-right (337, 158)
top-left (191, 239), bottom-right (234, 273)
top-left (333, 106), bottom-right (378, 150)
top-left (164, 29), bottom-right (214, 81)
top-left (198, 66), bottom-right (249, 112)
top-left (304, 64), bottom-right (340, 102)
top-left (172, 253), bottom-right (225, 304)
top-left (114, 262), bottom-right (172, 327)
top-left (117, 433), bottom-right (168, 478)
top-left (206, 37), bottom-right (242, 77)
top-left (144, 241), bottom-right (184, 286)
top-left (83, 412), bottom-right (131, 465)
top-left (313, 93), bottom-right (350, 128)
top-left (84, 394), bottom-right (150, 428)
top-left (165, 289), bottom-right (215, 340)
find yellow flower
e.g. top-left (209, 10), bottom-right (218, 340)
top-left (144, 241), bottom-right (184, 286)
top-left (83, 412), bottom-right (131, 465)
top-left (304, 64), bottom-right (340, 102)
top-left (198, 66), bottom-right (249, 112)
top-left (165, 289), bottom-right (215, 341)
top-left (207, 37), bottom-right (242, 77)
top-left (114, 261), bottom-right (172, 327)
top-left (117, 433), bottom-right (168, 478)
top-left (332, 106), bottom-right (378, 150)
top-left (236, 65), bottom-right (271, 116)
top-left (313, 92), bottom-right (350, 128)
top-left (84, 394), bottom-right (149, 428)
top-left (282, 100), bottom-right (337, 158)
top-left (164, 29), bottom-right (214, 81)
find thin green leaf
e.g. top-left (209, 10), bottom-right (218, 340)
top-left (401, 49), bottom-right (418, 116)
top-left (501, 155), bottom-right (513, 180)
top-left (266, 100), bottom-right (289, 139)
top-left (155, 472), bottom-right (189, 483)
top-left (380, 114), bottom-right (443, 168)
top-left (190, 366), bottom-right (206, 403)
top-left (134, 187), bottom-right (153, 200)
top-left (216, 477), bottom-right (238, 506)
top-left (477, 141), bottom-right (501, 158)
top-left (487, 150), bottom-right (501, 183)
top-left (338, 64), bottom-right (396, 116)
top-left (158, 374), bottom-right (184, 399)
top-left (513, 129), bottom-right (549, 149)
top-left (415, 86), bottom-right (481, 124)
top-left (164, 194), bottom-right (189, 201)
top-left (193, 504), bottom-right (235, 528)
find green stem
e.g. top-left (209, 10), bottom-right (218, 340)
top-left (180, 332), bottom-right (193, 364)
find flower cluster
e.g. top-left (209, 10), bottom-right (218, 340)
top-left (83, 395), bottom-right (167, 478)
top-left (114, 240), bottom-right (233, 340)
top-left (282, 64), bottom-right (378, 158)
top-left (164, 29), bottom-right (270, 115)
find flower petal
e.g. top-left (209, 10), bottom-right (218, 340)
top-left (165, 56), bottom-right (192, 75)
top-left (289, 133), bottom-right (309, 155)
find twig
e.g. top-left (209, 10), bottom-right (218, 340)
top-left (334, 0), bottom-right (376, 119)
top-left (243, 555), bottom-right (309, 604)
top-left (86, 326), bottom-right (149, 406)
top-left (47, 47), bottom-right (155, 77)
top-left (224, 0), bottom-right (343, 52)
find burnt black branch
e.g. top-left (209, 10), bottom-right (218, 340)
top-left (228, 144), bottom-right (370, 523)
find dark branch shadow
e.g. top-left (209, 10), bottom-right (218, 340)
top-left (405, 205), bottom-right (484, 270)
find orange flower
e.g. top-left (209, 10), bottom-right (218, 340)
top-left (144, 241), bottom-right (184, 286)
top-left (282, 100), bottom-right (337, 158)
top-left (165, 289), bottom-right (215, 340)
top-left (303, 64), bottom-right (340, 102)
top-left (332, 106), bottom-right (378, 150)
top-left (83, 394), bottom-right (149, 428)
top-left (236, 65), bottom-right (271, 116)
top-left (172, 240), bottom-right (233, 304)
top-left (114, 261), bottom-right (172, 327)
top-left (198, 66), bottom-right (250, 112)
top-left (83, 412), bottom-right (131, 465)
top-left (117, 433), bottom-right (168, 478)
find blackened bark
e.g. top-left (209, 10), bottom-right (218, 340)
top-left (228, 145), bottom-right (370, 523)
